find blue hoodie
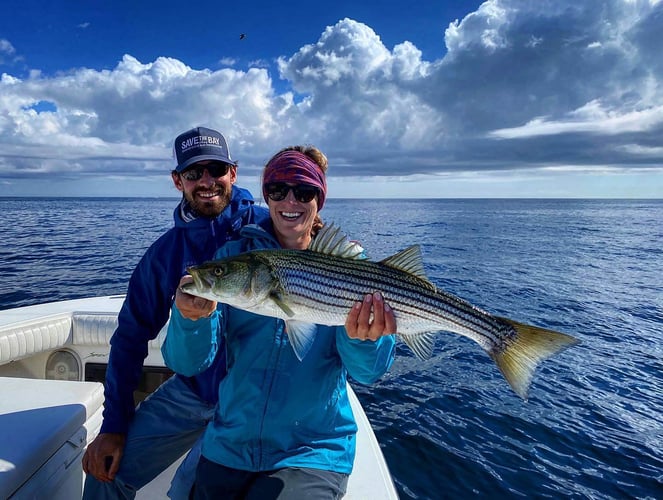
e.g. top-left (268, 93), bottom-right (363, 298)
top-left (101, 187), bottom-right (269, 434)
top-left (163, 224), bottom-right (396, 473)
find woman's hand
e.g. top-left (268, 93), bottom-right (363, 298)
top-left (345, 292), bottom-right (397, 341)
top-left (175, 275), bottom-right (217, 320)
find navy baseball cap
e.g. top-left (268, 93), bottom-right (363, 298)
top-left (173, 127), bottom-right (237, 172)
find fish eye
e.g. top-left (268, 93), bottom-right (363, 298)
top-left (213, 267), bottom-right (224, 276)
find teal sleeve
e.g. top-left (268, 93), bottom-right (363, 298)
top-left (336, 327), bottom-right (396, 384)
top-left (162, 306), bottom-right (220, 377)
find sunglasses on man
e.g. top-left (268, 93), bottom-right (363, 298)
top-left (180, 162), bottom-right (232, 181)
top-left (265, 182), bottom-right (319, 203)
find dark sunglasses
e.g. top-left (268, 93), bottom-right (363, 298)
top-left (180, 163), bottom-right (231, 181)
top-left (265, 182), bottom-right (319, 203)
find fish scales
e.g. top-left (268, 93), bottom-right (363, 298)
top-left (272, 251), bottom-right (497, 338)
top-left (262, 250), bottom-right (507, 349)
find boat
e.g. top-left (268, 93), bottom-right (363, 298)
top-left (0, 295), bottom-right (399, 499)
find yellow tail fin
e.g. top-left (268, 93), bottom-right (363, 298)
top-left (491, 318), bottom-right (579, 400)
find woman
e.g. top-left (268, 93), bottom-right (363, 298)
top-left (163, 145), bottom-right (397, 499)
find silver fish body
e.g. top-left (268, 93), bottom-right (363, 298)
top-left (183, 225), bottom-right (579, 399)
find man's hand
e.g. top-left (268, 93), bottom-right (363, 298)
top-left (82, 432), bottom-right (126, 482)
top-left (345, 292), bottom-right (397, 341)
top-left (175, 275), bottom-right (217, 320)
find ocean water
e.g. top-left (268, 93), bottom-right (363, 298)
top-left (1, 197), bottom-right (662, 499)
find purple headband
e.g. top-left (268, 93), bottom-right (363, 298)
top-left (262, 150), bottom-right (327, 209)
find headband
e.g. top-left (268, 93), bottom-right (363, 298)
top-left (262, 150), bottom-right (327, 209)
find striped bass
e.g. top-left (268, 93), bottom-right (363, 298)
top-left (182, 224), bottom-right (579, 399)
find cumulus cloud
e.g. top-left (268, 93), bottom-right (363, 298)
top-left (1, 0), bottom-right (662, 194)
top-left (0, 55), bottom-right (292, 178)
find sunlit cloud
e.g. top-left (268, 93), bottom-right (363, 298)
top-left (1, 0), bottom-right (662, 197)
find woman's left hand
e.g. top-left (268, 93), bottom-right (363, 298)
top-left (345, 292), bottom-right (397, 341)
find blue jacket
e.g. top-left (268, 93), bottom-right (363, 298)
top-left (163, 225), bottom-right (396, 474)
top-left (101, 187), bottom-right (269, 434)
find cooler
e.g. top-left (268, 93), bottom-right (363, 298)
top-left (0, 377), bottom-right (104, 499)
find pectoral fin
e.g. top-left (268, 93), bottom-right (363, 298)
top-left (285, 320), bottom-right (318, 361)
top-left (270, 291), bottom-right (295, 317)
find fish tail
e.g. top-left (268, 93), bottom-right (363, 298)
top-left (491, 317), bottom-right (579, 400)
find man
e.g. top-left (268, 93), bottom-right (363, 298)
top-left (82, 127), bottom-right (269, 499)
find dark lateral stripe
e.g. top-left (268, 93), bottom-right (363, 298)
top-left (266, 253), bottom-right (503, 346)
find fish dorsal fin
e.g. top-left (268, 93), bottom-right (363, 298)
top-left (308, 223), bottom-right (367, 260)
top-left (380, 245), bottom-right (433, 285)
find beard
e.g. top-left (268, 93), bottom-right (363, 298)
top-left (185, 184), bottom-right (233, 218)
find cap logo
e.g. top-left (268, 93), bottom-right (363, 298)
top-left (174, 127), bottom-right (235, 172)
top-left (180, 134), bottom-right (222, 153)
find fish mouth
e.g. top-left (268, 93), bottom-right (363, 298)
top-left (185, 267), bottom-right (214, 292)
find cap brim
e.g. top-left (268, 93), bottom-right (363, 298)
top-left (176, 155), bottom-right (237, 172)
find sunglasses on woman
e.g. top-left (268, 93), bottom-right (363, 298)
top-left (265, 182), bottom-right (319, 203)
top-left (180, 162), bottom-right (232, 181)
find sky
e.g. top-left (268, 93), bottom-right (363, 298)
top-left (1, 0), bottom-right (662, 198)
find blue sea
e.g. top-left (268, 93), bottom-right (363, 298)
top-left (1, 197), bottom-right (662, 499)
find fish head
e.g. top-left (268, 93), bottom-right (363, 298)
top-left (183, 253), bottom-right (276, 307)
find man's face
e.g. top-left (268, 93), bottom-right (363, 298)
top-left (172, 160), bottom-right (237, 217)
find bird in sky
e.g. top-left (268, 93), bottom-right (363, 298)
top-left (239, 34), bottom-right (246, 40)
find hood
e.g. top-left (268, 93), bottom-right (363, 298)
top-left (237, 222), bottom-right (279, 246)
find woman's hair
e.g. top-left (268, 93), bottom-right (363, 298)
top-left (264, 145), bottom-right (328, 236)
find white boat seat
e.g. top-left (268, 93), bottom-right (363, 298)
top-left (0, 314), bottom-right (72, 365)
top-left (73, 312), bottom-right (166, 348)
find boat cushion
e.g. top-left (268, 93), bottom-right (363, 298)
top-left (0, 377), bottom-right (104, 498)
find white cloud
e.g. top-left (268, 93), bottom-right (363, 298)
top-left (1, 0), bottom-right (663, 197)
top-left (218, 57), bottom-right (237, 67)
top-left (0, 39), bottom-right (16, 65)
top-left (490, 101), bottom-right (663, 138)
top-left (0, 39), bottom-right (15, 55)
top-left (277, 18), bottom-right (443, 158)
top-left (0, 54), bottom-right (291, 179)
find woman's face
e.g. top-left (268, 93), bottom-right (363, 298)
top-left (266, 182), bottom-right (319, 249)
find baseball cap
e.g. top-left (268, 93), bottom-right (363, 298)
top-left (173, 126), bottom-right (237, 172)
